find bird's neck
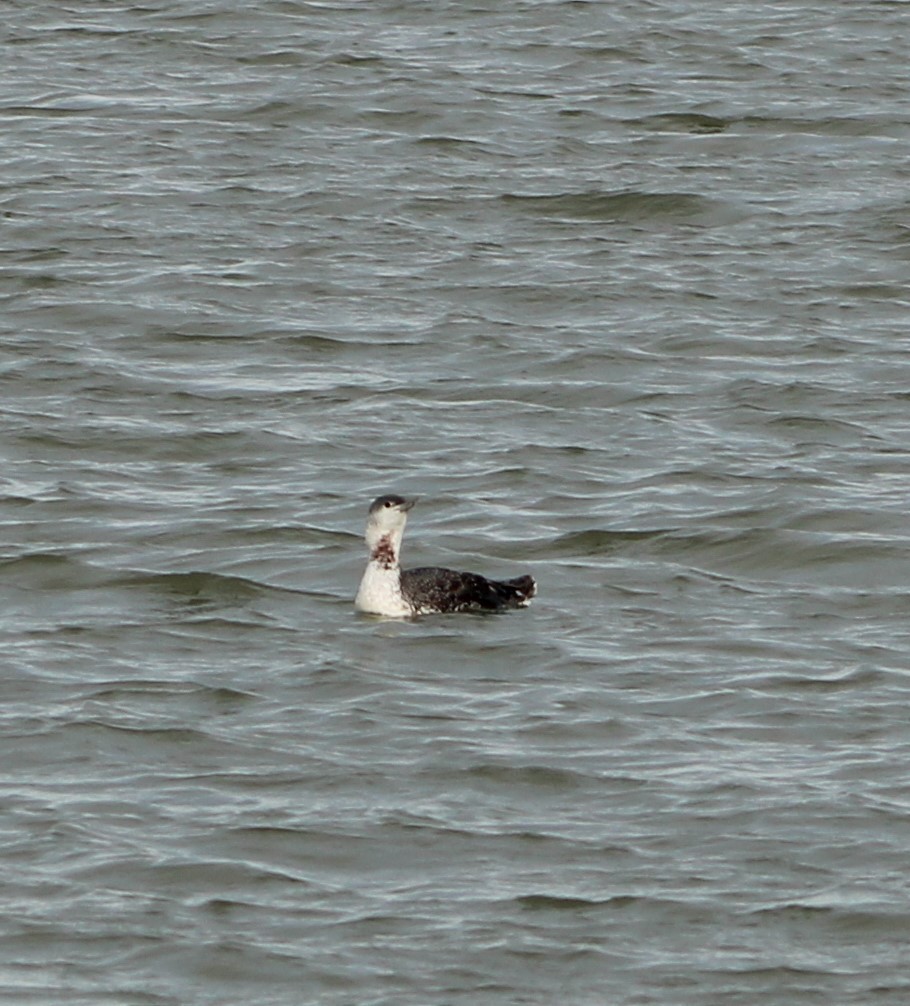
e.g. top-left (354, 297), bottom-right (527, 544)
top-left (367, 531), bottom-right (401, 570)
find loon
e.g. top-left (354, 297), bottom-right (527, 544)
top-left (354, 494), bottom-right (537, 617)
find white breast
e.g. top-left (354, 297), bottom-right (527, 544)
top-left (355, 561), bottom-right (413, 617)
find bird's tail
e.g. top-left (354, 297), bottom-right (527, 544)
top-left (500, 574), bottom-right (536, 608)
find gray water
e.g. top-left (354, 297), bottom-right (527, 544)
top-left (3, 2), bottom-right (910, 1003)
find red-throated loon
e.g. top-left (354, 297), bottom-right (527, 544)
top-left (354, 494), bottom-right (537, 617)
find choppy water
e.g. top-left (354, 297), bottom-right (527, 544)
top-left (3, 2), bottom-right (910, 1003)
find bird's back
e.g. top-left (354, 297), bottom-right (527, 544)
top-left (401, 566), bottom-right (536, 614)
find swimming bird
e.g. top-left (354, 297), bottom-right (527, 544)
top-left (354, 494), bottom-right (537, 617)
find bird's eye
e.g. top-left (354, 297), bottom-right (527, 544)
top-left (384, 501), bottom-right (392, 508)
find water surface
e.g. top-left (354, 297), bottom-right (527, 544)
top-left (3, 2), bottom-right (910, 1003)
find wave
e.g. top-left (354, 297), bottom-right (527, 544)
top-left (0, 553), bottom-right (301, 602)
top-left (500, 189), bottom-right (741, 225)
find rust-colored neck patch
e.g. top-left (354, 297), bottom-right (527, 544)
top-left (371, 534), bottom-right (397, 569)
